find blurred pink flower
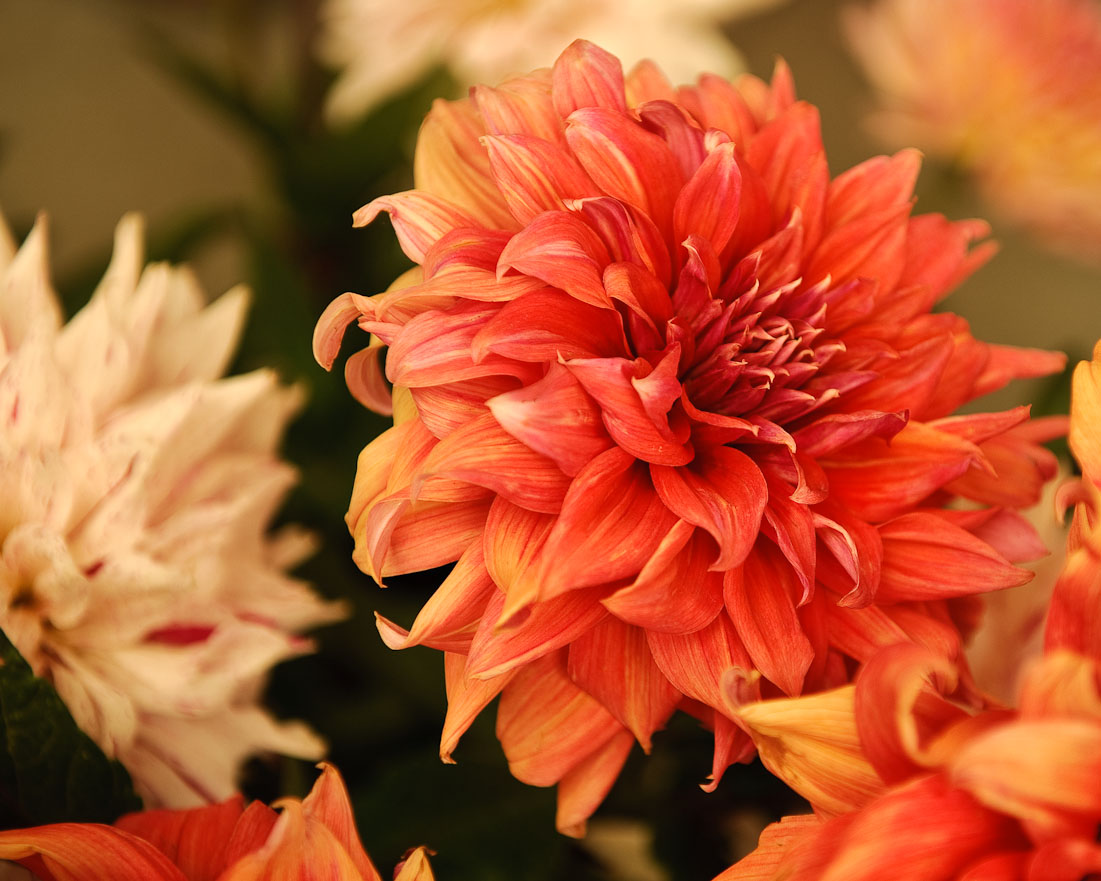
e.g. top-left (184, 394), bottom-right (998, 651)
top-left (318, 0), bottom-right (785, 121)
top-left (846, 0), bottom-right (1101, 262)
top-left (317, 41), bottom-right (1064, 834)
top-left (0, 212), bottom-right (345, 808)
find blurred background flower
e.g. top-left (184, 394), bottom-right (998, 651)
top-left (318, 0), bottom-right (787, 123)
top-left (0, 1), bottom-right (1098, 879)
top-left (846, 0), bottom-right (1101, 264)
top-left (0, 210), bottom-right (344, 809)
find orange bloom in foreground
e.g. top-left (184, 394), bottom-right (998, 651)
top-left (720, 341), bottom-right (1101, 881)
top-left (846, 0), bottom-right (1101, 262)
top-left (316, 40), bottom-right (1064, 833)
top-left (0, 764), bottom-right (434, 881)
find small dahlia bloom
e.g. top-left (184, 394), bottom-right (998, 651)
top-left (720, 340), bottom-right (1101, 881)
top-left (0, 212), bottom-right (345, 807)
top-left (0, 763), bottom-right (435, 881)
top-left (316, 41), bottom-right (1064, 834)
top-left (318, 0), bottom-right (784, 122)
top-left (846, 0), bottom-right (1101, 261)
top-left (718, 645), bottom-right (1101, 881)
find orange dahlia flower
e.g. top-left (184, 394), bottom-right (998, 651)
top-left (316, 40), bottom-right (1064, 834)
top-left (846, 0), bottom-right (1101, 262)
top-left (0, 764), bottom-right (434, 881)
top-left (720, 341), bottom-right (1101, 881)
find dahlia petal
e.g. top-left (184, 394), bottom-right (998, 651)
top-left (876, 512), bottom-right (1032, 602)
top-left (417, 412), bottom-right (571, 514)
top-left (551, 39), bottom-right (628, 118)
top-left (1045, 542), bottom-right (1101, 661)
top-left (394, 847), bottom-right (436, 881)
top-left (650, 445), bottom-right (768, 570)
top-left (471, 287), bottom-right (629, 363)
top-left (565, 106), bottom-right (684, 236)
top-left (471, 72), bottom-right (561, 142)
top-left (946, 431), bottom-right (1060, 509)
top-left (951, 720), bottom-right (1101, 836)
top-left (761, 479), bottom-right (817, 603)
top-left (900, 214), bottom-right (997, 306)
top-left (215, 799), bottom-right (364, 881)
top-left (572, 196), bottom-right (672, 286)
top-left (973, 344), bottom-right (1068, 401)
top-left (1071, 339), bottom-right (1101, 476)
top-left (801, 775), bottom-right (1018, 881)
top-left (222, 802), bottom-right (281, 867)
top-left (725, 683), bottom-right (885, 817)
top-left (646, 611), bottom-right (752, 712)
top-left (413, 98), bottom-right (515, 230)
top-left (673, 141), bottom-right (742, 255)
top-left (938, 508), bottom-right (1048, 564)
top-left (636, 99), bottom-right (708, 181)
top-left (602, 262), bottom-right (671, 349)
top-left (823, 421), bottom-right (985, 522)
top-left (483, 134), bottom-right (599, 225)
top-left (806, 201), bottom-right (911, 291)
top-left (314, 292), bottom-right (368, 370)
top-left (114, 796), bottom-right (247, 881)
top-left (422, 227), bottom-right (512, 277)
top-left (531, 449), bottom-right (679, 598)
top-left (671, 234), bottom-right (722, 329)
top-left (376, 267), bottom-right (545, 319)
top-left (354, 192), bottom-right (482, 264)
top-left (412, 376), bottom-right (522, 438)
top-left (381, 497), bottom-right (493, 579)
top-left (713, 815), bottom-right (822, 881)
top-left (386, 303), bottom-right (539, 388)
top-left (824, 602), bottom-right (910, 662)
top-left (567, 617), bottom-right (679, 751)
top-left (496, 651), bottom-right (622, 786)
top-left (930, 406), bottom-right (1032, 445)
top-left (555, 728), bottom-right (635, 838)
top-left (744, 101), bottom-right (828, 251)
top-left (813, 505), bottom-right (883, 609)
top-left (496, 210), bottom-right (613, 308)
top-left (724, 544), bottom-right (815, 696)
top-left (705, 711), bottom-right (757, 793)
top-left (0, 824), bottom-right (187, 881)
top-left (466, 586), bottom-right (610, 679)
top-left (379, 540), bottom-right (496, 652)
top-left (441, 651), bottom-right (514, 762)
top-left (839, 334), bottom-right (955, 415)
top-left (624, 59), bottom-right (677, 106)
top-left (566, 355), bottom-right (693, 466)
top-left (792, 409), bottom-right (908, 457)
top-left (601, 519), bottom-right (725, 634)
top-left (300, 764), bottom-right (383, 881)
top-left (482, 498), bottom-right (556, 617)
top-left (344, 344), bottom-right (392, 415)
top-left (853, 643), bottom-right (970, 785)
top-left (487, 363), bottom-right (613, 477)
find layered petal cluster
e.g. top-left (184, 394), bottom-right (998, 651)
top-left (846, 0), bottom-right (1101, 262)
top-left (720, 340), bottom-right (1101, 881)
top-left (0, 763), bottom-right (434, 881)
top-left (316, 41), bottom-right (1064, 834)
top-left (318, 0), bottom-right (784, 121)
top-left (0, 212), bottom-right (345, 807)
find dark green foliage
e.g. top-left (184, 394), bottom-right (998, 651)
top-left (0, 630), bottom-right (142, 827)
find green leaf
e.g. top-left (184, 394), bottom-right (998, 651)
top-left (0, 629), bottom-right (142, 827)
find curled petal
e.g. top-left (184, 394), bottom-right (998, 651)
top-left (725, 681), bottom-right (885, 817)
top-left (0, 825), bottom-right (187, 881)
top-left (647, 611), bottom-right (752, 712)
top-left (355, 192), bottom-right (483, 264)
top-left (651, 445), bottom-right (768, 570)
top-left (555, 729), bottom-right (635, 838)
